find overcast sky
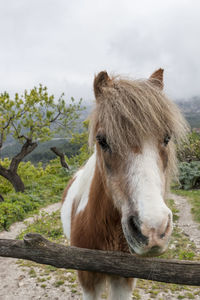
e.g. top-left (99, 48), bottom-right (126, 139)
top-left (0, 0), bottom-right (200, 103)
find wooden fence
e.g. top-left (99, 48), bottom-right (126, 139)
top-left (0, 233), bottom-right (200, 286)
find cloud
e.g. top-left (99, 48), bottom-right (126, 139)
top-left (0, 0), bottom-right (200, 101)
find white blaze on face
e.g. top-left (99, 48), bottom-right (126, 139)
top-left (127, 141), bottom-right (172, 230)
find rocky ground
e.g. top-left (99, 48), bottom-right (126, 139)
top-left (0, 195), bottom-right (200, 300)
top-left (170, 193), bottom-right (200, 253)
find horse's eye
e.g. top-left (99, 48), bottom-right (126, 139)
top-left (96, 134), bottom-right (110, 152)
top-left (163, 135), bottom-right (171, 146)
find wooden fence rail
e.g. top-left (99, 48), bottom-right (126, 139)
top-left (0, 233), bottom-right (200, 286)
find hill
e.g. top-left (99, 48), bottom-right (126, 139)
top-left (176, 96), bottom-right (200, 128)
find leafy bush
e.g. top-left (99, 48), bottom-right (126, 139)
top-left (0, 191), bottom-right (40, 230)
top-left (177, 131), bottom-right (200, 162)
top-left (0, 158), bottom-right (71, 231)
top-left (69, 144), bottom-right (91, 167)
top-left (7, 193), bottom-right (40, 212)
top-left (179, 161), bottom-right (200, 190)
top-left (0, 202), bottom-right (25, 230)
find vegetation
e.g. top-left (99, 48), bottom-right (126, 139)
top-left (177, 131), bottom-right (200, 162)
top-left (176, 131), bottom-right (200, 190)
top-left (0, 85), bottom-right (82, 192)
top-left (178, 161), bottom-right (200, 190)
top-left (18, 210), bottom-right (64, 242)
top-left (0, 158), bottom-right (71, 231)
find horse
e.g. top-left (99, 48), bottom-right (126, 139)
top-left (61, 69), bottom-right (188, 300)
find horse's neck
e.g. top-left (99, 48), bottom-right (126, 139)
top-left (71, 153), bottom-right (128, 252)
top-left (85, 157), bottom-right (128, 251)
top-left (86, 156), bottom-right (121, 227)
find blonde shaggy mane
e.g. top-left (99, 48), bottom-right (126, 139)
top-left (89, 71), bottom-right (189, 186)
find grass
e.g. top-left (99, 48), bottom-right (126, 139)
top-left (172, 188), bottom-right (200, 224)
top-left (17, 210), bottom-right (65, 242)
top-left (16, 198), bottom-right (200, 299)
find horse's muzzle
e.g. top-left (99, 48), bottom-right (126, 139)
top-left (122, 213), bottom-right (173, 257)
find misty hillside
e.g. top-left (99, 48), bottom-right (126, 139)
top-left (176, 96), bottom-right (200, 113)
top-left (176, 96), bottom-right (200, 128)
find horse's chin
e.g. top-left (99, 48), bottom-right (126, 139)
top-left (128, 245), bottom-right (136, 255)
top-left (127, 240), bottom-right (168, 257)
top-left (128, 243), bottom-right (166, 257)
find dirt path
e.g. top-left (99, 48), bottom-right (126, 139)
top-left (170, 193), bottom-right (200, 254)
top-left (0, 202), bottom-right (80, 300)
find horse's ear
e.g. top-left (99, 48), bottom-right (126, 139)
top-left (94, 71), bottom-right (111, 98)
top-left (149, 68), bottom-right (164, 90)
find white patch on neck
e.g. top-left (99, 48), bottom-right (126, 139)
top-left (61, 153), bottom-right (96, 239)
top-left (128, 142), bottom-right (170, 229)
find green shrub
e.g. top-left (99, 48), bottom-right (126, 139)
top-left (0, 202), bottom-right (25, 230)
top-left (69, 144), bottom-right (91, 167)
top-left (179, 161), bottom-right (200, 190)
top-left (0, 180), bottom-right (13, 193)
top-left (0, 158), bottom-right (13, 193)
top-left (178, 131), bottom-right (200, 162)
top-left (7, 193), bottom-right (40, 212)
top-left (0, 193), bottom-right (41, 230)
top-left (0, 158), bottom-right (71, 231)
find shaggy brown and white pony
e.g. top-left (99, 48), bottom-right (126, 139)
top-left (61, 69), bottom-right (188, 300)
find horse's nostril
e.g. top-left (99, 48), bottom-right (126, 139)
top-left (151, 245), bottom-right (160, 252)
top-left (128, 216), bottom-right (139, 232)
top-left (128, 216), bottom-right (148, 245)
top-left (160, 232), bottom-right (166, 238)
